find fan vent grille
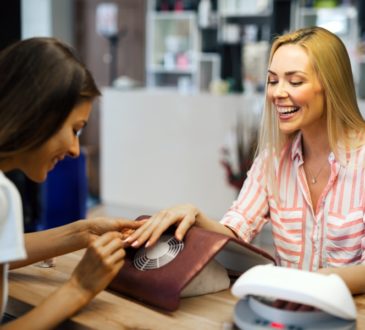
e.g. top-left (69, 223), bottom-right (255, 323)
top-left (133, 235), bottom-right (184, 271)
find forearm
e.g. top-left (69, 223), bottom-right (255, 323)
top-left (2, 280), bottom-right (92, 330)
top-left (318, 265), bottom-right (365, 295)
top-left (10, 220), bottom-right (89, 269)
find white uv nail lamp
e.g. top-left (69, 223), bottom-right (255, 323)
top-left (231, 265), bottom-right (357, 330)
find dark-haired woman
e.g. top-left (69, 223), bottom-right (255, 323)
top-left (0, 37), bottom-right (140, 329)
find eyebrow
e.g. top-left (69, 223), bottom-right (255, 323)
top-left (267, 69), bottom-right (308, 76)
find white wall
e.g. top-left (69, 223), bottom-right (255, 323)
top-left (100, 88), bottom-right (264, 219)
top-left (21, 0), bottom-right (52, 38)
top-left (21, 0), bottom-right (74, 46)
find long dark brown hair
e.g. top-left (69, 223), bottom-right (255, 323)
top-left (0, 37), bottom-right (100, 158)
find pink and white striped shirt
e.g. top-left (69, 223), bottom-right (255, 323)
top-left (220, 132), bottom-right (365, 271)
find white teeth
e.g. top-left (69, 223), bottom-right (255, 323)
top-left (276, 106), bottom-right (299, 114)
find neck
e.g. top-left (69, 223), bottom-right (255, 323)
top-left (301, 129), bottom-right (331, 160)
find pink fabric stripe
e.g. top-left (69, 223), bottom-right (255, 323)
top-left (350, 150), bottom-right (359, 209)
top-left (326, 244), bottom-right (362, 252)
top-left (272, 232), bottom-right (301, 244)
top-left (299, 206), bottom-right (307, 269)
top-left (276, 245), bottom-right (301, 256)
top-left (327, 211), bottom-right (345, 219)
top-left (329, 167), bottom-right (339, 211)
top-left (327, 229), bottom-right (364, 241)
top-left (327, 219), bottom-right (363, 229)
top-left (284, 155), bottom-right (292, 205)
top-left (336, 164), bottom-right (346, 215)
top-left (327, 255), bottom-right (362, 264)
top-left (309, 208), bottom-right (316, 271)
top-left (319, 208), bottom-right (324, 268)
top-left (280, 218), bottom-right (303, 223)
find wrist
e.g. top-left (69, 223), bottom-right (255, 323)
top-left (65, 276), bottom-right (94, 307)
top-left (70, 220), bottom-right (91, 248)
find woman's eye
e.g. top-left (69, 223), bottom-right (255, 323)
top-left (74, 127), bottom-right (83, 138)
top-left (267, 80), bottom-right (278, 85)
top-left (290, 81), bottom-right (303, 86)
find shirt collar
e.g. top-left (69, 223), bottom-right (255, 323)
top-left (290, 132), bottom-right (338, 165)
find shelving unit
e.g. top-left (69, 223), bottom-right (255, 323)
top-left (291, 3), bottom-right (358, 48)
top-left (290, 0), bottom-right (360, 89)
top-left (145, 0), bottom-right (286, 92)
top-left (146, 1), bottom-right (200, 90)
top-left (217, 0), bottom-right (274, 92)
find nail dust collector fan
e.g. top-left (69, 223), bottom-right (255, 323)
top-left (231, 265), bottom-right (356, 330)
top-left (108, 223), bottom-right (275, 311)
top-left (133, 235), bottom-right (184, 271)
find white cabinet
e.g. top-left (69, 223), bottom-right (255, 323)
top-left (100, 88), bottom-right (264, 219)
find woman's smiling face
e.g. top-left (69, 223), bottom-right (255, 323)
top-left (267, 44), bottom-right (325, 135)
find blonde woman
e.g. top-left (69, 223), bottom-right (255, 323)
top-left (127, 27), bottom-right (365, 295)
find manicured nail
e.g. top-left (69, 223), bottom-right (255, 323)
top-left (145, 241), bottom-right (150, 248)
top-left (131, 240), bottom-right (139, 247)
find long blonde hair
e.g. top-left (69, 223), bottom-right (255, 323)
top-left (257, 26), bottom-right (365, 191)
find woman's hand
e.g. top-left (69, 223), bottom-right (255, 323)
top-left (81, 217), bottom-right (145, 245)
top-left (125, 204), bottom-right (200, 248)
top-left (68, 231), bottom-right (126, 301)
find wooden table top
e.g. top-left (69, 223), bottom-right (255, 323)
top-left (6, 251), bottom-right (365, 329)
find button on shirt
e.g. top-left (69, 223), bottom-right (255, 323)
top-left (220, 133), bottom-right (365, 271)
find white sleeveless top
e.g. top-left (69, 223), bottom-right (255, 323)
top-left (0, 172), bottom-right (26, 317)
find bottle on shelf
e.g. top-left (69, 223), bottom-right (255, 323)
top-left (198, 0), bottom-right (212, 28)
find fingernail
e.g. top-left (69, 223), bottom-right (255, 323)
top-left (145, 241), bottom-right (150, 248)
top-left (131, 240), bottom-right (139, 247)
top-left (122, 239), bottom-right (130, 246)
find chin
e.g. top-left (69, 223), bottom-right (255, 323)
top-left (279, 125), bottom-right (299, 135)
top-left (26, 171), bottom-right (48, 183)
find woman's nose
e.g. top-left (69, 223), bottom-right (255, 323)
top-left (273, 83), bottom-right (288, 98)
top-left (68, 137), bottom-right (80, 158)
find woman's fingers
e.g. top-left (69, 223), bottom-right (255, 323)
top-left (96, 236), bottom-right (125, 258)
top-left (127, 212), bottom-right (173, 247)
top-left (71, 232), bottom-right (127, 296)
top-left (90, 231), bottom-right (122, 249)
top-left (124, 204), bottom-right (199, 248)
top-left (85, 232), bottom-right (126, 270)
top-left (144, 210), bottom-right (185, 247)
top-left (86, 217), bottom-right (146, 245)
top-left (117, 218), bottom-right (147, 229)
top-left (174, 213), bottom-right (196, 240)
